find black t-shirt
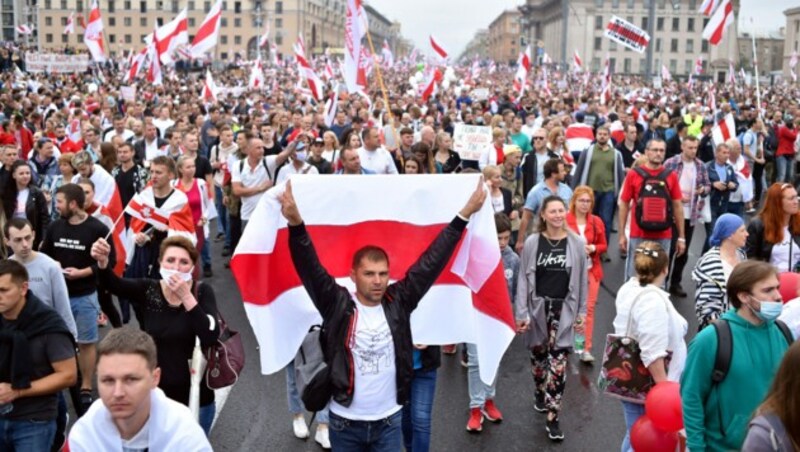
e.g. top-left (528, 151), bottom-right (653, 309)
top-left (114, 165), bottom-right (137, 208)
top-left (535, 235), bottom-right (570, 299)
top-left (40, 216), bottom-right (114, 297)
top-left (194, 156), bottom-right (213, 180)
top-left (264, 142), bottom-right (282, 156)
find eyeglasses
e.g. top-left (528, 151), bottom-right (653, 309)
top-left (533, 137), bottom-right (545, 140)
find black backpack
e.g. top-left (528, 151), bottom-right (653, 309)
top-left (633, 167), bottom-right (674, 232)
top-left (710, 319), bottom-right (793, 385)
top-left (294, 325), bottom-right (331, 412)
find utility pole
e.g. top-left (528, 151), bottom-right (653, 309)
top-left (644, 0), bottom-right (656, 79)
top-left (560, 0), bottom-right (568, 68)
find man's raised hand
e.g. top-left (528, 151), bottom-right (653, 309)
top-left (279, 180), bottom-right (303, 226)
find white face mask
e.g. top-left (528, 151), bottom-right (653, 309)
top-left (160, 267), bottom-right (194, 282)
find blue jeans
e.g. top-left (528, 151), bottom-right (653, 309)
top-left (0, 417), bottom-right (56, 451)
top-left (620, 401), bottom-right (646, 452)
top-left (285, 362), bottom-right (329, 423)
top-left (201, 237), bottom-right (211, 268)
top-left (329, 410), bottom-right (402, 452)
top-left (199, 402), bottom-right (215, 436)
top-left (70, 292), bottom-right (100, 344)
top-left (776, 155), bottom-right (794, 183)
top-left (214, 186), bottom-right (228, 239)
top-left (402, 369), bottom-right (437, 452)
top-left (593, 190), bottom-right (616, 243)
top-left (466, 343), bottom-right (496, 408)
top-left (625, 237), bottom-right (671, 283)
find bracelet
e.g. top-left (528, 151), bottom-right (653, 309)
top-left (677, 238), bottom-right (686, 243)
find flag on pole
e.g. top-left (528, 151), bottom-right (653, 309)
top-left (83, 0), bottom-right (106, 62)
top-left (429, 35), bottom-right (449, 62)
top-left (728, 60), bottom-right (736, 85)
top-left (249, 57), bottom-right (265, 89)
top-left (790, 51), bottom-right (798, 82)
top-left (573, 49), bottom-right (583, 72)
top-left (63, 13), bottom-right (75, 34)
top-left (323, 89), bottom-right (338, 127)
top-left (202, 69), bottom-right (218, 102)
top-left (270, 42), bottom-right (280, 66)
top-left (322, 60), bottom-right (335, 81)
top-left (259, 23), bottom-right (270, 48)
top-left (381, 40), bottom-right (394, 67)
top-left (230, 175), bottom-right (516, 385)
top-left (152, 8), bottom-right (188, 64)
top-left (513, 45), bottom-right (531, 99)
top-left (711, 113), bottom-right (736, 145)
top-left (88, 202), bottom-right (127, 276)
top-left (420, 68), bottom-right (440, 101)
top-left (344, 0), bottom-right (367, 93)
top-left (16, 24), bottom-right (33, 35)
top-left (295, 44), bottom-right (325, 101)
top-left (124, 47), bottom-right (147, 83)
top-left (189, 0), bottom-right (221, 58)
top-left (702, 0), bottom-right (733, 45)
top-left (661, 64), bottom-right (671, 81)
top-left (698, 0), bottom-right (719, 16)
top-left (146, 28), bottom-right (163, 85)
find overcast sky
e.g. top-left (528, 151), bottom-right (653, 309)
top-left (369, 0), bottom-right (795, 57)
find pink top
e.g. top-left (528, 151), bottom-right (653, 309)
top-left (180, 179), bottom-right (202, 225)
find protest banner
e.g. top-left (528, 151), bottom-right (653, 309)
top-left (604, 16), bottom-right (650, 54)
top-left (25, 53), bottom-right (90, 73)
top-left (453, 123), bottom-right (492, 161)
top-left (471, 88), bottom-right (489, 101)
top-left (120, 86), bottom-right (137, 102)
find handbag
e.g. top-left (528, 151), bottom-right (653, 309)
top-left (204, 314), bottom-right (246, 389)
top-left (597, 289), bottom-right (671, 404)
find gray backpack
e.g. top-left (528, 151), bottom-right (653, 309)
top-left (294, 325), bottom-right (331, 412)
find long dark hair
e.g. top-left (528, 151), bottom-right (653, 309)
top-left (755, 340), bottom-right (800, 449)
top-left (2, 160), bottom-right (32, 220)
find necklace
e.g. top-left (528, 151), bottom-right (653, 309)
top-left (543, 232), bottom-right (566, 247)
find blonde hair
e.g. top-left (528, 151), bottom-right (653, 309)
top-left (633, 241), bottom-right (669, 286)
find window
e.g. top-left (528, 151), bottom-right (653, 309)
top-left (140, 17), bottom-right (147, 26)
top-left (275, 34), bottom-right (282, 44)
top-left (108, 17), bottom-right (116, 26)
top-left (275, 18), bottom-right (282, 28)
top-left (639, 58), bottom-right (646, 74)
top-left (62, 34), bottom-right (68, 43)
top-left (685, 60), bottom-right (692, 74)
top-left (656, 17), bottom-right (664, 31)
top-left (275, 0), bottom-right (282, 13)
top-left (61, 17), bottom-right (67, 25)
top-left (655, 38), bottom-right (661, 52)
top-left (188, 0), bottom-right (194, 9)
top-left (594, 37), bottom-right (602, 50)
top-left (46, 33), bottom-right (53, 43)
top-left (687, 18), bottom-right (695, 32)
top-left (220, 17), bottom-right (227, 26)
top-left (188, 17), bottom-right (195, 26)
top-left (591, 57), bottom-right (600, 71)
top-left (124, 34), bottom-right (131, 43)
top-left (641, 17), bottom-right (648, 30)
top-left (60, 0), bottom-right (67, 8)
top-left (221, 35), bottom-right (227, 44)
top-left (109, 34), bottom-right (116, 43)
top-left (171, 0), bottom-right (177, 11)
top-left (689, 0), bottom-right (697, 9)
top-left (139, 1), bottom-right (146, 12)
top-left (108, 0), bottom-right (115, 12)
top-left (657, 0), bottom-right (665, 8)
top-left (701, 40), bottom-right (709, 53)
top-left (234, 36), bottom-right (241, 45)
top-left (703, 18), bottom-right (709, 28)
top-left (686, 39), bottom-right (694, 53)
top-left (610, 40), bottom-right (617, 51)
top-left (594, 0), bottom-right (603, 6)
top-left (124, 17), bottom-right (131, 26)
top-left (204, 1), bottom-right (209, 11)
top-left (670, 38), bottom-right (678, 52)
top-left (234, 18), bottom-right (241, 27)
top-left (624, 58), bottom-right (631, 73)
top-left (595, 15), bottom-right (603, 30)
top-left (124, 0), bottom-right (131, 8)
top-left (672, 17), bottom-right (679, 31)
top-left (45, 17), bottom-right (52, 26)
top-left (221, 52), bottom-right (228, 60)
top-left (44, 0), bottom-right (50, 8)
top-left (611, 0), bottom-right (619, 7)
top-left (609, 58), bottom-right (616, 72)
top-left (234, 1), bottom-right (240, 13)
top-left (627, 16), bottom-right (633, 24)
top-left (626, 0), bottom-right (634, 8)
top-left (669, 59), bottom-right (677, 72)
top-left (77, 0), bottom-right (83, 11)
top-left (141, 34), bottom-right (147, 42)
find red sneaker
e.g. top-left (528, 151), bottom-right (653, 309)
top-left (482, 399), bottom-right (503, 422)
top-left (466, 407), bottom-right (483, 432)
top-left (442, 344), bottom-right (457, 355)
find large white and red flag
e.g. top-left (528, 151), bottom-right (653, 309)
top-left (153, 8), bottom-right (188, 64)
top-left (189, 0), bottom-right (221, 58)
top-left (323, 88), bottom-right (338, 127)
top-left (344, 0), bottom-right (367, 93)
top-left (146, 31), bottom-right (163, 86)
top-left (16, 24), bottom-right (33, 35)
top-left (420, 68), bottom-right (441, 102)
top-left (83, 0), bottom-right (106, 62)
top-left (124, 47), bottom-right (147, 83)
top-left (661, 64), bottom-right (671, 81)
top-left (702, 0), bottom-right (733, 45)
top-left (381, 39), bottom-right (394, 67)
top-left (711, 113), bottom-right (736, 145)
top-left (72, 165), bottom-right (126, 272)
top-left (573, 49), bottom-right (583, 72)
top-left (201, 69), bottom-right (218, 102)
top-left (249, 57), bottom-right (265, 89)
top-left (88, 202), bottom-right (127, 276)
top-left (127, 187), bottom-right (196, 247)
top-left (231, 175), bottom-right (516, 384)
top-left (513, 45), bottom-right (531, 98)
top-left (698, 0), bottom-right (719, 16)
top-left (258, 23), bottom-right (270, 48)
top-left (63, 13), bottom-right (75, 35)
top-left (429, 35), bottom-right (448, 63)
top-left (790, 51), bottom-right (798, 82)
top-left (295, 43), bottom-right (325, 101)
top-left (728, 60), bottom-right (736, 85)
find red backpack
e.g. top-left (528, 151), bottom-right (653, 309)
top-left (633, 167), bottom-right (673, 232)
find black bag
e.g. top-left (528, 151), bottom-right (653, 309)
top-left (634, 167), bottom-right (674, 232)
top-left (294, 325), bottom-right (331, 412)
top-left (710, 319), bottom-right (792, 384)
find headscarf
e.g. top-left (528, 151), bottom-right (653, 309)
top-left (709, 213), bottom-right (744, 247)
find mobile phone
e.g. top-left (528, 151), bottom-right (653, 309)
top-left (296, 142), bottom-right (306, 151)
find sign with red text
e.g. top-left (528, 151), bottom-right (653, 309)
top-left (453, 124), bottom-right (492, 161)
top-left (604, 16), bottom-right (650, 54)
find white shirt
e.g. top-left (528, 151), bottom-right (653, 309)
top-left (357, 146), bottom-right (398, 174)
top-left (144, 138), bottom-right (165, 163)
top-left (275, 160), bottom-right (319, 184)
top-left (330, 301), bottom-right (401, 421)
top-left (231, 156), bottom-right (278, 220)
top-left (678, 160), bottom-right (696, 218)
top-left (14, 188), bottom-right (29, 218)
top-left (121, 418), bottom-right (149, 452)
top-left (152, 118), bottom-right (175, 138)
top-left (103, 128), bottom-right (135, 143)
top-left (769, 226), bottom-right (800, 273)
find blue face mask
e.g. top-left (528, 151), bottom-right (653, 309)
top-left (753, 300), bottom-right (783, 322)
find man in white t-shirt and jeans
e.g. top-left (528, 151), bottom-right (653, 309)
top-left (357, 127), bottom-right (399, 175)
top-left (231, 136), bottom-right (291, 230)
top-left (279, 178), bottom-right (486, 451)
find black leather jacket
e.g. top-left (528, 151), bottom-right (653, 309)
top-left (746, 218), bottom-right (800, 271)
top-left (288, 217), bottom-right (466, 408)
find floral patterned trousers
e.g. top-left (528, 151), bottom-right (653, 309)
top-left (530, 298), bottom-right (569, 421)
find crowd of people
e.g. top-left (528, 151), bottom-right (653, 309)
top-left (0, 44), bottom-right (799, 451)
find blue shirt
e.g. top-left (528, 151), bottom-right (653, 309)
top-left (714, 163), bottom-right (728, 183)
top-left (523, 181), bottom-right (573, 214)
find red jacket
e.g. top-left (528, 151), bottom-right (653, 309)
top-left (566, 212), bottom-right (607, 280)
top-left (776, 125), bottom-right (798, 157)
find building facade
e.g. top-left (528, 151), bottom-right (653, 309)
top-left (737, 30), bottom-right (784, 75)
top-left (460, 29), bottom-right (488, 61)
top-left (34, 0), bottom-right (402, 61)
top-left (784, 7), bottom-right (800, 78)
top-left (487, 9), bottom-right (520, 65)
top-left (518, 0), bottom-right (739, 79)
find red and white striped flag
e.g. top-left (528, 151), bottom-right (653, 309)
top-left (661, 64), bottom-right (671, 81)
top-left (429, 34), bottom-right (448, 62)
top-left (790, 51), bottom-right (798, 82)
top-left (295, 40), bottom-right (325, 101)
top-left (711, 113), bottom-right (736, 145)
top-left (698, 0), bottom-right (719, 16)
top-left (230, 175), bottom-right (516, 384)
top-left (702, 0), bottom-right (733, 45)
top-left (88, 202), bottom-right (126, 276)
top-left (270, 42), bottom-right (280, 66)
top-left (152, 8), bottom-right (188, 64)
top-left (146, 29), bottom-right (162, 85)
top-left (249, 57), bottom-right (265, 89)
top-left (258, 23), bottom-right (270, 48)
top-left (322, 60), bottom-right (334, 81)
top-left (16, 24), bottom-right (33, 35)
top-left (728, 60), bottom-right (736, 85)
top-left (420, 68), bottom-right (440, 102)
top-left (83, 0), bottom-right (106, 62)
top-left (124, 47), bottom-right (147, 83)
top-left (72, 166), bottom-right (126, 273)
top-left (63, 13), bottom-right (75, 35)
top-left (381, 39), bottom-right (394, 67)
top-left (344, 0), bottom-right (367, 93)
top-left (128, 187), bottom-right (196, 246)
top-left (323, 89), bottom-right (338, 127)
top-left (573, 49), bottom-right (583, 72)
top-left (189, 0), bottom-right (221, 58)
top-left (694, 56), bottom-right (704, 75)
top-left (513, 45), bottom-right (531, 99)
top-left (201, 69), bottom-right (218, 102)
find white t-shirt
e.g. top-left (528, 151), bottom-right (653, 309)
top-left (14, 188), bottom-right (29, 218)
top-left (152, 118), bottom-right (175, 138)
top-left (679, 161), bottom-right (696, 218)
top-left (491, 194), bottom-right (504, 213)
top-left (330, 301), bottom-right (401, 421)
top-left (769, 226), bottom-right (800, 272)
top-left (230, 156), bottom-right (278, 220)
top-left (357, 146), bottom-right (398, 175)
top-left (535, 152), bottom-right (549, 183)
top-left (275, 160), bottom-right (319, 184)
top-left (121, 417), bottom-right (149, 452)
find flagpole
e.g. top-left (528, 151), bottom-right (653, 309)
top-left (363, 29), bottom-right (402, 167)
top-left (751, 17), bottom-right (762, 120)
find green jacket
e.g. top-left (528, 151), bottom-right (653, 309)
top-left (684, 113), bottom-right (704, 138)
top-left (680, 310), bottom-right (789, 452)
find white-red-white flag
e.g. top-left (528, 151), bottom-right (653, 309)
top-left (513, 45), bottom-right (531, 99)
top-left (694, 56), bottom-right (704, 75)
top-left (420, 68), bottom-right (440, 102)
top-left (189, 0), bottom-right (221, 58)
top-left (63, 13), bottom-right (75, 35)
top-left (128, 187), bottom-right (196, 247)
top-left (249, 57), bottom-right (265, 89)
top-left (124, 47), bottom-right (147, 83)
top-left (202, 69), bottom-right (218, 102)
top-left (146, 29), bottom-right (163, 85)
top-left (790, 51), bottom-right (798, 82)
top-left (83, 0), bottom-right (106, 62)
top-left (259, 23), bottom-right (270, 48)
top-left (661, 64), bottom-right (671, 81)
top-left (270, 42), bottom-right (280, 66)
top-left (71, 166), bottom-right (126, 273)
top-left (153, 8), bottom-right (188, 64)
top-left (698, 0), bottom-right (719, 16)
top-left (573, 49), bottom-right (583, 72)
top-left (429, 34), bottom-right (448, 62)
top-left (711, 113), bottom-right (736, 145)
top-left (600, 55), bottom-right (611, 105)
top-left (729, 60), bottom-right (736, 85)
top-left (231, 175), bottom-right (516, 384)
top-left (381, 39), bottom-right (394, 67)
top-left (295, 46), bottom-right (325, 101)
top-left (344, 0), bottom-right (367, 93)
top-left (702, 0), bottom-right (733, 46)
top-left (16, 24), bottom-right (33, 35)
top-left (323, 89), bottom-right (338, 127)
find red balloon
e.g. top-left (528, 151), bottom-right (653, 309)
top-left (779, 272), bottom-right (799, 304)
top-left (645, 381), bottom-right (684, 432)
top-left (630, 415), bottom-right (679, 452)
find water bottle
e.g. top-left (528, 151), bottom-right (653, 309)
top-left (574, 333), bottom-right (585, 353)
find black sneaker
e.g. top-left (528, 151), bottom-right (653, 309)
top-left (221, 246), bottom-right (231, 257)
top-left (214, 233), bottom-right (224, 242)
top-left (600, 252), bottom-right (611, 263)
top-left (669, 285), bottom-right (687, 298)
top-left (546, 419), bottom-right (564, 441)
top-left (203, 266), bottom-right (213, 278)
top-left (533, 392), bottom-right (547, 413)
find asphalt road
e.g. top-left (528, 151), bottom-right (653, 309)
top-left (205, 224), bottom-right (707, 451)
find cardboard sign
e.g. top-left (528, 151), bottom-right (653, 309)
top-left (24, 53), bottom-right (90, 73)
top-left (453, 124), bottom-right (492, 161)
top-left (120, 86), bottom-right (137, 102)
top-left (471, 88), bottom-right (489, 101)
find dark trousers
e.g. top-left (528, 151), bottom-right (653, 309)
top-left (702, 202), bottom-right (728, 254)
top-left (753, 161), bottom-right (765, 203)
top-left (669, 219), bottom-right (694, 288)
top-left (229, 214), bottom-right (242, 251)
top-left (98, 288), bottom-right (122, 328)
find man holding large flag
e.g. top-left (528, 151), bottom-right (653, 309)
top-left (278, 177), bottom-right (486, 451)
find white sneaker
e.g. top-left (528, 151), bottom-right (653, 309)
top-left (315, 425), bottom-right (331, 449)
top-left (580, 351), bottom-right (595, 363)
top-left (293, 415), bottom-right (309, 439)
